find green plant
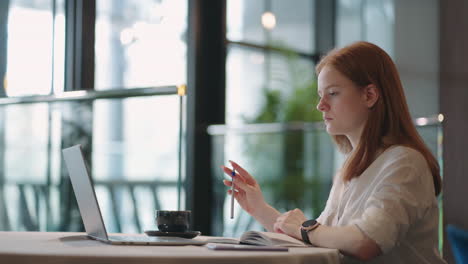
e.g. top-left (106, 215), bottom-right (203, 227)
top-left (246, 45), bottom-right (321, 124)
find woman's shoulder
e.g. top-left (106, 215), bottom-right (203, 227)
top-left (372, 145), bottom-right (436, 205)
top-left (381, 145), bottom-right (427, 166)
top-left (365, 145), bottom-right (431, 177)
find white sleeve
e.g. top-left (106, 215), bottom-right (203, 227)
top-left (317, 177), bottom-right (340, 225)
top-left (350, 153), bottom-right (433, 253)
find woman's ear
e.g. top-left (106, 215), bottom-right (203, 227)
top-left (363, 84), bottom-right (379, 108)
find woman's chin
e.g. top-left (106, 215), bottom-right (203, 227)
top-left (325, 126), bottom-right (335, 134)
top-left (325, 127), bottom-right (341, 135)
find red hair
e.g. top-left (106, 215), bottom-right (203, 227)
top-left (316, 41), bottom-right (441, 196)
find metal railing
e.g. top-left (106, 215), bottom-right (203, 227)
top-left (0, 85), bottom-right (185, 233)
top-left (0, 86), bottom-right (179, 105)
top-left (1, 180), bottom-right (178, 232)
top-left (208, 114), bottom-right (443, 135)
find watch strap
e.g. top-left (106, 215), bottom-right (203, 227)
top-left (301, 220), bottom-right (320, 245)
top-left (301, 227), bottom-right (312, 244)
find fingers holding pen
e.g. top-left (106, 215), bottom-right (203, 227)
top-left (225, 181), bottom-right (247, 203)
top-left (226, 186), bottom-right (245, 196)
top-left (221, 165), bottom-right (243, 180)
top-left (220, 162), bottom-right (265, 217)
top-left (227, 189), bottom-right (252, 213)
top-left (221, 165), bottom-right (251, 185)
top-left (223, 179), bottom-right (232, 187)
top-left (229, 160), bottom-right (257, 185)
top-left (222, 176), bottom-right (251, 194)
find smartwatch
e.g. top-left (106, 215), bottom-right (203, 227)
top-left (301, 219), bottom-right (320, 245)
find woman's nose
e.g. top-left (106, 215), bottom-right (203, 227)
top-left (316, 98), bottom-right (328, 112)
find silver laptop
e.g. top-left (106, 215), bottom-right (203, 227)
top-left (62, 144), bottom-right (206, 246)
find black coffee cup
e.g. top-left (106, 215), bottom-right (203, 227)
top-left (156, 210), bottom-right (191, 232)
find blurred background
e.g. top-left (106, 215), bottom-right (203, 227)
top-left (0, 0), bottom-right (466, 262)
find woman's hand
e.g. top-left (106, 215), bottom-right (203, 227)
top-left (222, 160), bottom-right (281, 231)
top-left (273, 208), bottom-right (307, 240)
top-left (221, 160), bottom-right (267, 216)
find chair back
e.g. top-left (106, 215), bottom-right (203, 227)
top-left (447, 224), bottom-right (468, 264)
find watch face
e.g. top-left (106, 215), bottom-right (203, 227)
top-left (302, 219), bottom-right (317, 228)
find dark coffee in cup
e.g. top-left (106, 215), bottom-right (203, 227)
top-left (156, 210), bottom-right (191, 232)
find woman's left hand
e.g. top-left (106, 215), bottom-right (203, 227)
top-left (273, 208), bottom-right (307, 240)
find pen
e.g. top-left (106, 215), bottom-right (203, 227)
top-left (230, 168), bottom-right (235, 219)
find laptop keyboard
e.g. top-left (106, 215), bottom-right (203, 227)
top-left (106, 235), bottom-right (206, 245)
top-left (109, 236), bottom-right (160, 242)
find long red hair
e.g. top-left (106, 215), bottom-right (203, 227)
top-left (316, 41), bottom-right (441, 196)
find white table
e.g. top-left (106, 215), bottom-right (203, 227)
top-left (0, 232), bottom-right (341, 264)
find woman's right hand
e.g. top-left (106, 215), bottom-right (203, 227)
top-left (221, 160), bottom-right (281, 231)
top-left (221, 160), bottom-right (267, 217)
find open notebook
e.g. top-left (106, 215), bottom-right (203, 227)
top-left (199, 231), bottom-right (308, 247)
top-left (239, 231), bottom-right (308, 247)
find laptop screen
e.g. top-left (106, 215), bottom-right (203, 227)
top-left (62, 145), bottom-right (109, 241)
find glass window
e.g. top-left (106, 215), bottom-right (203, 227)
top-left (0, 94), bottom-right (184, 233)
top-left (336, 0), bottom-right (438, 118)
top-left (226, 45), bottom-right (316, 126)
top-left (92, 96), bottom-right (183, 233)
top-left (270, 0), bottom-right (314, 53)
top-left (4, 0), bottom-right (65, 96)
top-left (228, 0), bottom-right (315, 53)
top-left (336, 0), bottom-right (394, 55)
top-left (225, 46), bottom-right (266, 125)
top-left (0, 0), bottom-right (187, 233)
top-left (95, 0), bottom-right (187, 90)
top-left (2, 102), bottom-right (61, 231)
top-left (0, 0), bottom-right (65, 232)
top-left (93, 0), bottom-right (188, 232)
top-left (227, 0), bottom-right (266, 46)
top-left (221, 0), bottom-right (319, 237)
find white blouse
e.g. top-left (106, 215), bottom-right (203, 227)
top-left (317, 146), bottom-right (446, 264)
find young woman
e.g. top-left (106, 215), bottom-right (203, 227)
top-left (222, 41), bottom-right (446, 263)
